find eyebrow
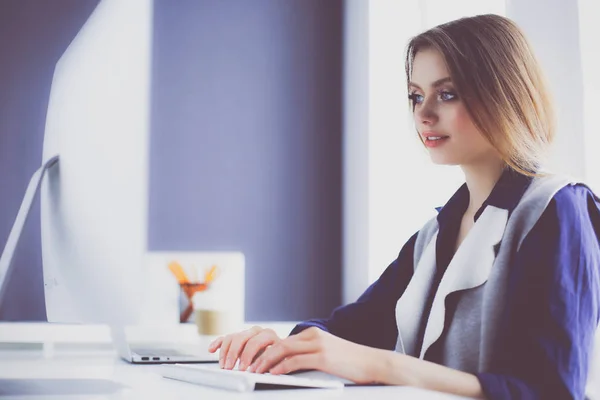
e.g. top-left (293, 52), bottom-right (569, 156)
top-left (408, 77), bottom-right (452, 90)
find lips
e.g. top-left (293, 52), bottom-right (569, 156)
top-left (422, 131), bottom-right (449, 141)
top-left (422, 132), bottom-right (450, 148)
top-left (426, 136), bottom-right (447, 141)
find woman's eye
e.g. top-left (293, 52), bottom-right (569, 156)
top-left (439, 91), bottom-right (457, 101)
top-left (409, 93), bottom-right (424, 104)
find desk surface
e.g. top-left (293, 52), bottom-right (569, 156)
top-left (0, 351), bottom-right (472, 400)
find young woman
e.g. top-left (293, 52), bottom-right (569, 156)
top-left (208, 14), bottom-right (600, 399)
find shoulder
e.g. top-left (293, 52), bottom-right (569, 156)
top-left (522, 183), bottom-right (600, 257)
top-left (545, 183), bottom-right (600, 224)
top-left (551, 182), bottom-right (598, 205)
top-left (514, 183), bottom-right (600, 300)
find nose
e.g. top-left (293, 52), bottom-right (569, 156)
top-left (414, 98), bottom-right (438, 126)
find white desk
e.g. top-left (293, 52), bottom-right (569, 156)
top-left (0, 323), bottom-right (472, 399)
top-left (0, 351), bottom-right (473, 400)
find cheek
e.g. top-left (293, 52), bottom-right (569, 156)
top-left (446, 106), bottom-right (493, 152)
top-left (447, 106), bottom-right (479, 138)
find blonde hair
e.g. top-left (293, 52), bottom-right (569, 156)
top-left (405, 14), bottom-right (554, 176)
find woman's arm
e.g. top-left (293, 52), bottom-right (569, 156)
top-left (254, 325), bottom-right (486, 397)
top-left (375, 350), bottom-right (485, 399)
top-left (290, 231), bottom-right (419, 350)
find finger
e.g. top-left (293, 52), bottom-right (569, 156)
top-left (269, 353), bottom-right (320, 375)
top-left (218, 336), bottom-right (234, 368)
top-left (224, 327), bottom-right (261, 369)
top-left (208, 336), bottom-right (224, 353)
top-left (238, 330), bottom-right (277, 371)
top-left (250, 339), bottom-right (316, 374)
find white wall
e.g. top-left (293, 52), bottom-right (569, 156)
top-left (507, 0), bottom-right (586, 179)
top-left (578, 0), bottom-right (600, 192)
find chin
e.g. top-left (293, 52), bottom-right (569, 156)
top-left (429, 153), bottom-right (462, 166)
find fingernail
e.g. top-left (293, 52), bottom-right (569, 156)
top-left (239, 362), bottom-right (246, 371)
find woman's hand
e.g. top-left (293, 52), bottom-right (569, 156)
top-left (248, 327), bottom-right (384, 385)
top-left (208, 326), bottom-right (282, 370)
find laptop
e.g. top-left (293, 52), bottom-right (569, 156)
top-left (110, 326), bottom-right (219, 364)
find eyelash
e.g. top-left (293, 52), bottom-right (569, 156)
top-left (408, 90), bottom-right (458, 106)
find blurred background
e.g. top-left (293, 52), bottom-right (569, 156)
top-left (0, 0), bottom-right (598, 323)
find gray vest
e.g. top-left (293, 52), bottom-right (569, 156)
top-left (394, 174), bottom-right (599, 399)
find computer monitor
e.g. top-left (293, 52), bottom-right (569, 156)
top-left (39, 0), bottom-right (153, 325)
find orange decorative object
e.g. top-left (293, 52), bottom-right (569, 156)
top-left (167, 262), bottom-right (219, 323)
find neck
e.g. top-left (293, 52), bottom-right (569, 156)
top-left (461, 158), bottom-right (506, 215)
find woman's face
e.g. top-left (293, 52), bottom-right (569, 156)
top-left (409, 48), bottom-right (500, 166)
